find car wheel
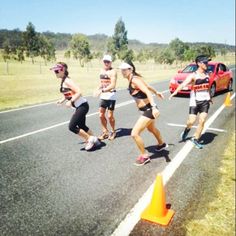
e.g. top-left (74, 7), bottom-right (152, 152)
top-left (210, 83), bottom-right (216, 97)
top-left (227, 79), bottom-right (233, 91)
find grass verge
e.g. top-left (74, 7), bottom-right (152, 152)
top-left (185, 133), bottom-right (235, 236)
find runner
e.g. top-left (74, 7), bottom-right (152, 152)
top-left (94, 55), bottom-right (117, 140)
top-left (50, 62), bottom-right (100, 151)
top-left (119, 61), bottom-right (168, 166)
top-left (169, 55), bottom-right (212, 149)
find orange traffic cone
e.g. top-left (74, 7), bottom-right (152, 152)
top-left (224, 92), bottom-right (232, 107)
top-left (141, 174), bottom-right (174, 226)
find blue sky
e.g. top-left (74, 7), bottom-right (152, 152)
top-left (0, 0), bottom-right (235, 45)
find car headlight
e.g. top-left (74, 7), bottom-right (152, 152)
top-left (170, 78), bottom-right (176, 84)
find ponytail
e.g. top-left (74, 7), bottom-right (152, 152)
top-left (125, 60), bottom-right (142, 77)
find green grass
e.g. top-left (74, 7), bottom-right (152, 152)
top-left (185, 133), bottom-right (235, 236)
top-left (0, 52), bottom-right (235, 111)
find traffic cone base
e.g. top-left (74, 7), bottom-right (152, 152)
top-left (224, 92), bottom-right (232, 107)
top-left (141, 206), bottom-right (174, 226)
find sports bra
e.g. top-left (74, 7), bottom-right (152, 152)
top-left (128, 76), bottom-right (147, 99)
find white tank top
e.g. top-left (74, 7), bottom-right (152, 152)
top-left (189, 72), bottom-right (210, 106)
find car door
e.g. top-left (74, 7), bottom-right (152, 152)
top-left (216, 63), bottom-right (228, 90)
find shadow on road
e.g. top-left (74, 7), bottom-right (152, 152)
top-left (145, 145), bottom-right (172, 163)
top-left (199, 132), bottom-right (218, 145)
top-left (115, 128), bottom-right (132, 138)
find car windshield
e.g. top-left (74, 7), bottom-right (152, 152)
top-left (182, 65), bottom-right (198, 73)
top-left (181, 64), bottom-right (215, 73)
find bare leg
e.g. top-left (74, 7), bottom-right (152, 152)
top-left (147, 120), bottom-right (164, 145)
top-left (131, 116), bottom-right (152, 155)
top-left (186, 114), bottom-right (197, 129)
top-left (78, 129), bottom-right (90, 141)
top-left (99, 107), bottom-right (108, 133)
top-left (107, 110), bottom-right (115, 132)
top-left (194, 112), bottom-right (208, 139)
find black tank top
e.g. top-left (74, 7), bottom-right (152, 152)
top-left (128, 76), bottom-right (147, 99)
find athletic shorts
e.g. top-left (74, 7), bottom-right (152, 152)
top-left (189, 100), bottom-right (210, 115)
top-left (139, 103), bottom-right (157, 119)
top-left (99, 99), bottom-right (116, 111)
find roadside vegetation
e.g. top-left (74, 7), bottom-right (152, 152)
top-left (185, 133), bottom-right (235, 236)
top-left (0, 18), bottom-right (235, 110)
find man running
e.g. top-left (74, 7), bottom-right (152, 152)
top-left (169, 55), bottom-right (212, 149)
top-left (94, 55), bottom-right (117, 140)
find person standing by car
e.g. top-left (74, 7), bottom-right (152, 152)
top-left (51, 62), bottom-right (100, 151)
top-left (94, 55), bottom-right (117, 141)
top-left (119, 61), bottom-right (168, 166)
top-left (169, 55), bottom-right (212, 149)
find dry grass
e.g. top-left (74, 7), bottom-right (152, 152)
top-left (0, 52), bottom-right (234, 110)
top-left (185, 133), bottom-right (235, 236)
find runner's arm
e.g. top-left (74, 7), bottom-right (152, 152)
top-left (169, 74), bottom-right (194, 99)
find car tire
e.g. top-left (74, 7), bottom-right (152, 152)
top-left (227, 79), bottom-right (233, 91)
top-left (210, 83), bottom-right (216, 97)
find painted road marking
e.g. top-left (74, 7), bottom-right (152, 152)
top-left (0, 90), bottom-right (169, 145)
top-left (111, 93), bottom-right (235, 236)
top-left (0, 86), bottom-right (170, 114)
top-left (167, 122), bottom-right (227, 133)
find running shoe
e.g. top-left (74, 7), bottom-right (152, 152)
top-left (85, 136), bottom-right (96, 151)
top-left (98, 132), bottom-right (109, 140)
top-left (180, 128), bottom-right (190, 141)
top-left (191, 137), bottom-right (203, 149)
top-left (134, 155), bottom-right (151, 166)
top-left (93, 136), bottom-right (101, 146)
top-left (108, 131), bottom-right (116, 140)
top-left (155, 143), bottom-right (168, 152)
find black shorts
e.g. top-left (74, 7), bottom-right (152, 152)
top-left (189, 100), bottom-right (210, 115)
top-left (99, 99), bottom-right (116, 111)
top-left (139, 103), bottom-right (156, 119)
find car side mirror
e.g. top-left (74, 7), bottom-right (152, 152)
top-left (177, 69), bottom-right (182, 73)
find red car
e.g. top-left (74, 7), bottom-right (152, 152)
top-left (169, 61), bottom-right (233, 97)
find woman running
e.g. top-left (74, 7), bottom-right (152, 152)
top-left (119, 61), bottom-right (168, 166)
top-left (50, 62), bottom-right (100, 151)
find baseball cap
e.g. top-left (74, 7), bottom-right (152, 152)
top-left (119, 62), bottom-right (133, 70)
top-left (195, 55), bottom-right (211, 64)
top-left (102, 55), bottom-right (112, 62)
top-left (50, 63), bottom-right (64, 71)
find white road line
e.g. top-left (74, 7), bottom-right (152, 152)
top-left (0, 101), bottom-right (57, 114)
top-left (0, 90), bottom-right (169, 145)
top-left (167, 123), bottom-right (227, 133)
top-left (111, 92), bottom-right (235, 236)
top-left (0, 86), bottom-right (169, 114)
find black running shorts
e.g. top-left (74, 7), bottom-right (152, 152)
top-left (99, 99), bottom-right (116, 111)
top-left (189, 100), bottom-right (210, 115)
top-left (139, 103), bottom-right (156, 119)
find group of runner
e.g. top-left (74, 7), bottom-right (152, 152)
top-left (50, 54), bottom-right (212, 166)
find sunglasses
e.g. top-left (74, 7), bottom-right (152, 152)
top-left (103, 60), bottom-right (111, 64)
top-left (200, 61), bottom-right (208, 65)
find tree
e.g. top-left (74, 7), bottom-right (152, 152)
top-left (183, 47), bottom-right (197, 62)
top-left (69, 34), bottom-right (92, 67)
top-left (107, 18), bottom-right (129, 60)
top-left (2, 40), bottom-right (11, 62)
top-left (155, 48), bottom-right (175, 65)
top-left (23, 22), bottom-right (40, 63)
top-left (195, 45), bottom-right (216, 58)
top-left (169, 38), bottom-right (189, 63)
top-left (38, 35), bottom-right (56, 64)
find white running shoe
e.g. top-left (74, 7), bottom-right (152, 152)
top-left (85, 136), bottom-right (95, 151)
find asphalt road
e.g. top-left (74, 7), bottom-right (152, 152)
top-left (0, 72), bottom-right (235, 236)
